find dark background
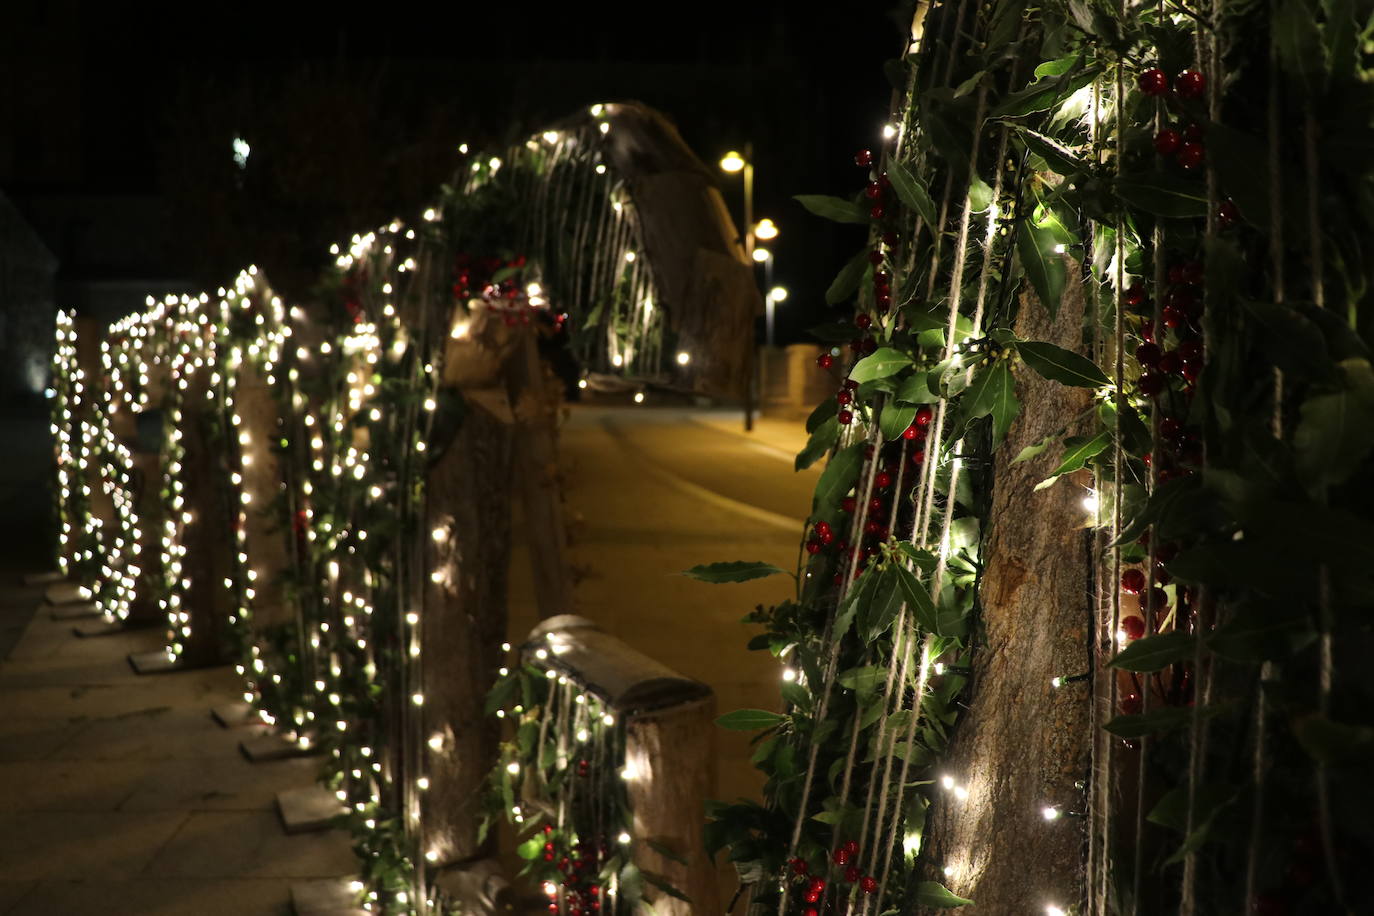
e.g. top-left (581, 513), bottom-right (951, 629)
top-left (1, 0), bottom-right (909, 342)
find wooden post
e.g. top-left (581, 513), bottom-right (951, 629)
top-left (233, 360), bottom-right (295, 631)
top-left (524, 615), bottom-right (721, 916)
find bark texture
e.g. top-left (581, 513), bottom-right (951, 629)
top-left (178, 376), bottom-right (234, 667)
top-left (920, 271), bottom-right (1095, 913)
top-left (234, 362), bottom-right (294, 630)
top-left (422, 398), bottom-right (516, 865)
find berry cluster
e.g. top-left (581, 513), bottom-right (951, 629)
top-left (787, 841), bottom-right (880, 914)
top-left (539, 823), bottom-right (606, 914)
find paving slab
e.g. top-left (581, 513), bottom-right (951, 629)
top-left (0, 715), bottom-right (92, 762)
top-left (53, 706), bottom-right (269, 762)
top-left (144, 811), bottom-right (355, 879)
top-left (291, 877), bottom-right (366, 916)
top-left (0, 759), bottom-right (147, 812)
top-left (276, 785), bottom-right (346, 834)
top-left (2, 877), bottom-right (297, 916)
top-left (0, 810), bottom-right (188, 881)
top-left (120, 756), bottom-right (320, 813)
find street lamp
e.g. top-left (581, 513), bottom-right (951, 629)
top-left (766, 286), bottom-right (788, 348)
top-left (721, 146), bottom-right (759, 430)
top-left (755, 218), bottom-right (778, 242)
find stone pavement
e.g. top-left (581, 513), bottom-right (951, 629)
top-left (0, 579), bottom-right (355, 916)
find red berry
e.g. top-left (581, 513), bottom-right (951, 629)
top-left (1178, 339), bottom-right (1203, 362)
top-left (1155, 542), bottom-right (1179, 563)
top-left (855, 149), bottom-right (873, 167)
top-left (1121, 692), bottom-right (1142, 715)
top-left (1121, 568), bottom-right (1146, 594)
top-left (1139, 373), bottom-right (1165, 396)
top-left (1124, 281), bottom-right (1147, 306)
top-left (1183, 123), bottom-right (1205, 142)
top-left (1159, 417), bottom-right (1182, 439)
top-left (870, 204), bottom-right (886, 220)
top-left (816, 521), bottom-right (832, 536)
top-left (1134, 342), bottom-right (1162, 366)
top-left (805, 910), bottom-right (819, 916)
top-left (1153, 129), bottom-right (1182, 156)
top-left (911, 449), bottom-right (926, 465)
top-left (868, 497), bottom-right (883, 513)
top-left (845, 865), bottom-right (861, 882)
top-left (902, 426), bottom-right (919, 440)
top-left (1138, 68), bottom-right (1169, 96)
top-left (838, 409), bottom-right (853, 425)
top-left (1158, 351), bottom-right (1183, 375)
top-left (882, 231), bottom-right (899, 247)
top-left (809, 878), bottom-right (826, 893)
top-left (805, 890), bottom-right (820, 903)
top-left (842, 496), bottom-right (856, 513)
top-left (861, 876), bottom-right (879, 895)
top-left (1176, 142), bottom-right (1204, 170)
top-left (844, 378), bottom-right (859, 391)
top-left (868, 250), bottom-right (885, 265)
top-left (844, 840), bottom-right (859, 855)
top-left (1218, 199), bottom-right (1239, 228)
top-left (1176, 69), bottom-right (1205, 99)
top-left (818, 353), bottom-right (834, 370)
top-left (837, 391), bottom-right (852, 407)
top-left (544, 824), bottom-right (554, 834)
top-left (1161, 306), bottom-right (1184, 329)
top-left (833, 848), bottom-right (850, 866)
top-left (855, 314), bottom-right (872, 330)
top-left (875, 471), bottom-right (892, 489)
top-left (1122, 615), bottom-right (1145, 640)
top-left (1168, 264), bottom-right (1186, 284)
top-left (1182, 361), bottom-right (1200, 382)
top-left (915, 406), bottom-right (933, 427)
top-left (865, 181), bottom-right (884, 200)
top-left (1141, 587), bottom-right (1169, 613)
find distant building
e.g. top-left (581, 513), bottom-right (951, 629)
top-left (0, 191), bottom-right (57, 404)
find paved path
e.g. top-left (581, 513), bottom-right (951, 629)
top-left (509, 406), bottom-right (817, 807)
top-left (0, 583), bottom-right (355, 915)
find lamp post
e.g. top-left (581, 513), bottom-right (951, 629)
top-left (720, 146), bottom-right (758, 430)
top-left (766, 285), bottom-right (788, 348)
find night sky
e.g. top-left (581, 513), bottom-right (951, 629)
top-left (11, 1), bottom-right (908, 341)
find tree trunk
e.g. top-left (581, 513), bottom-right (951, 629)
top-left (920, 270), bottom-right (1094, 913)
top-left (421, 399), bottom-right (516, 865)
top-left (234, 361), bottom-right (295, 630)
top-left (176, 376), bottom-right (234, 667)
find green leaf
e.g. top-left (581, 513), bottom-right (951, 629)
top-left (963, 359), bottom-right (1019, 442)
top-left (896, 371), bottom-right (940, 404)
top-left (682, 561), bottom-right (788, 584)
top-left (1017, 221), bottom-right (1068, 319)
top-left (1016, 340), bottom-right (1111, 388)
top-left (914, 881), bottom-right (974, 908)
top-left (861, 567), bottom-right (905, 641)
top-left (1274, 0), bottom-right (1328, 94)
top-left (1104, 704), bottom-right (1226, 738)
top-left (1147, 783), bottom-right (1237, 832)
top-left (716, 709), bottom-right (786, 731)
top-left (813, 442), bottom-right (864, 523)
top-left (850, 347), bottom-right (914, 383)
top-left (1115, 174), bottom-right (1209, 219)
top-left (1036, 431), bottom-right (1110, 488)
top-left (1242, 300), bottom-right (1332, 381)
top-left (893, 564), bottom-right (937, 633)
top-left (642, 869), bottom-right (691, 903)
top-left (795, 194), bottom-right (869, 224)
top-left (1108, 630), bottom-right (1196, 672)
top-left (873, 401), bottom-right (911, 441)
top-left (797, 416), bottom-right (840, 470)
top-left (838, 665), bottom-right (887, 694)
top-left (1011, 125), bottom-right (1087, 177)
top-left (644, 839), bottom-right (688, 866)
top-left (805, 397), bottom-right (838, 434)
top-left (517, 834), bottom-right (545, 859)
top-left (991, 58), bottom-right (1097, 117)
top-left (886, 159), bottom-right (939, 230)
top-left (1012, 430), bottom-right (1058, 464)
top-left (1293, 714), bottom-right (1374, 763)
top-left (968, 174), bottom-right (994, 213)
top-left (826, 250), bottom-right (871, 306)
top-left (1292, 358), bottom-right (1374, 490)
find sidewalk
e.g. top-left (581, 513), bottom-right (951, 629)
top-left (0, 577), bottom-right (355, 916)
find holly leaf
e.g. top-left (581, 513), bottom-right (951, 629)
top-left (1017, 221), bottom-right (1068, 319)
top-left (850, 347), bottom-right (913, 383)
top-left (962, 359), bottom-right (1019, 443)
top-left (1115, 174), bottom-right (1209, 219)
top-left (1012, 125), bottom-right (1087, 177)
top-left (880, 402), bottom-right (918, 441)
top-left (643, 869), bottom-right (692, 903)
top-left (812, 442), bottom-right (864, 524)
top-left (1292, 358), bottom-right (1374, 491)
top-left (682, 561), bottom-right (788, 584)
top-left (517, 834), bottom-right (545, 859)
top-left (1016, 340), bottom-right (1111, 388)
top-left (797, 416), bottom-right (840, 470)
top-left (1293, 714), bottom-right (1374, 763)
top-left (826, 250), bottom-right (871, 306)
top-left (896, 371), bottom-right (940, 404)
top-left (806, 397), bottom-right (838, 434)
top-left (1108, 630), bottom-right (1196, 672)
top-left (860, 566), bottom-right (906, 641)
top-left (886, 159), bottom-right (939, 230)
top-left (913, 881), bottom-right (974, 908)
top-left (893, 564), bottom-right (937, 633)
top-left (716, 709), bottom-right (787, 731)
top-left (795, 194), bottom-right (869, 224)
top-left (991, 57), bottom-right (1096, 117)
top-left (1035, 431), bottom-right (1110, 489)
top-left (1104, 704), bottom-right (1227, 738)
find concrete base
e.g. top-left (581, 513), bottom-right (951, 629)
top-left (72, 619), bottom-right (125, 638)
top-left (241, 733), bottom-right (317, 763)
top-left (211, 701), bottom-right (258, 728)
top-left (128, 649), bottom-right (184, 675)
top-left (50, 601), bottom-right (101, 621)
top-left (290, 878), bottom-right (367, 916)
top-left (44, 582), bottom-right (91, 605)
top-left (434, 857), bottom-right (512, 915)
top-left (276, 785), bottom-right (345, 835)
top-left (23, 571), bottom-right (66, 586)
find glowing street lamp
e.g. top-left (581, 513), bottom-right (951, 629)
top-left (720, 145), bottom-right (759, 430)
top-left (765, 286), bottom-right (788, 348)
top-left (754, 218), bottom-right (779, 241)
top-left (719, 150), bottom-right (746, 173)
